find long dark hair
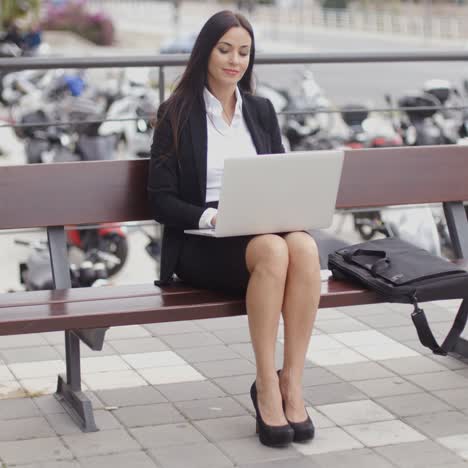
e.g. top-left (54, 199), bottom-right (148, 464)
top-left (157, 10), bottom-right (255, 157)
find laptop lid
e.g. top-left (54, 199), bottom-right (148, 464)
top-left (214, 150), bottom-right (344, 237)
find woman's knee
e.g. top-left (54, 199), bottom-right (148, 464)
top-left (284, 232), bottom-right (320, 273)
top-left (245, 234), bottom-right (289, 278)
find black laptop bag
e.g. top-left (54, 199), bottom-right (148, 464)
top-left (328, 237), bottom-right (468, 356)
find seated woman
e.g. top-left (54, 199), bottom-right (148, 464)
top-left (148, 10), bottom-right (321, 448)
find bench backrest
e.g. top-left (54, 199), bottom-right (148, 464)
top-left (1, 145), bottom-right (468, 230)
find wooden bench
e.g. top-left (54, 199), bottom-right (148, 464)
top-left (1, 144), bottom-right (468, 432)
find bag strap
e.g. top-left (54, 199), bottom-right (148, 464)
top-left (412, 299), bottom-right (468, 355)
top-left (343, 249), bottom-right (391, 276)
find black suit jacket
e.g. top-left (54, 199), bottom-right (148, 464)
top-left (147, 91), bottom-right (285, 284)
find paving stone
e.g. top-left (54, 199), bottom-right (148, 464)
top-left (144, 321), bottom-right (203, 336)
top-left (314, 317), bottom-right (370, 334)
top-left (301, 366), bottom-right (343, 386)
top-left (0, 346), bottom-right (62, 364)
top-left (0, 437), bottom-right (72, 465)
top-left (354, 342), bottom-right (420, 361)
top-left (376, 392), bottom-right (453, 418)
top-left (227, 343), bottom-right (287, 369)
top-left (327, 361), bottom-right (395, 382)
top-left (160, 331), bottom-right (223, 349)
top-left (356, 313), bottom-right (412, 328)
top-left (195, 315), bottom-right (248, 331)
top-left (95, 385), bottom-right (167, 407)
top-left (432, 388), bottom-right (468, 410)
top-left (293, 427), bottom-right (363, 455)
top-left (379, 356), bottom-right (448, 376)
top-left (0, 380), bottom-right (26, 400)
top-left (303, 382), bottom-right (367, 406)
top-left (217, 436), bottom-right (301, 465)
top-left (46, 409), bottom-right (121, 435)
top-left (83, 369), bottom-right (147, 390)
top-left (212, 327), bottom-right (252, 344)
top-left (62, 428), bottom-right (141, 457)
top-left (130, 422), bottom-right (207, 449)
top-left (175, 396), bottom-right (247, 420)
top-left (175, 345), bottom-right (241, 363)
top-left (352, 376), bottom-right (422, 398)
top-left (193, 415), bottom-right (256, 441)
top-left (213, 374), bottom-right (256, 395)
top-left (402, 340), bottom-right (433, 355)
top-left (105, 325), bottom-right (151, 340)
top-left (307, 347), bottom-right (368, 366)
top-left (316, 399), bottom-right (395, 426)
top-left (0, 334), bottom-right (48, 349)
top-left (0, 416), bottom-right (55, 441)
top-left (375, 439), bottom-right (464, 468)
top-left (81, 355), bottom-right (130, 373)
top-left (403, 411), bottom-right (468, 438)
top-left (112, 403), bottom-right (185, 428)
top-left (16, 461), bottom-right (80, 468)
top-left (305, 447), bottom-right (395, 468)
top-left (193, 358), bottom-right (256, 378)
top-left (428, 355), bottom-right (468, 371)
top-left (155, 379), bottom-right (226, 402)
top-left (233, 393), bottom-right (255, 414)
top-left (306, 406), bottom-right (336, 428)
top-left (54, 343), bottom-right (117, 359)
top-left (8, 359), bottom-right (65, 379)
top-left (77, 451), bottom-right (157, 468)
top-left (337, 303), bottom-right (396, 316)
top-left (0, 397), bottom-right (40, 419)
top-left (34, 394), bottom-right (67, 415)
top-left (405, 371), bottom-right (468, 391)
top-left (330, 330), bottom-right (396, 347)
top-left (149, 442), bottom-right (234, 467)
top-left (345, 420), bottom-right (426, 447)
top-left (380, 325), bottom-right (419, 342)
top-left (238, 458), bottom-right (320, 468)
top-left (437, 433), bottom-right (468, 459)
top-left (109, 337), bottom-right (169, 354)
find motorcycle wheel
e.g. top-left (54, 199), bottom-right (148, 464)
top-left (99, 233), bottom-right (128, 277)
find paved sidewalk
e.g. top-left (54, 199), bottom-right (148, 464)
top-left (1, 297), bottom-right (468, 467)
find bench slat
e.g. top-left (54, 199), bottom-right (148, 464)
top-left (0, 280), bottom-right (382, 335)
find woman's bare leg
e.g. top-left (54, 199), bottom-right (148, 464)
top-left (279, 232), bottom-right (321, 422)
top-left (245, 234), bottom-right (289, 426)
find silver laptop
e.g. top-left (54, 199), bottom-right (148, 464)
top-left (184, 150), bottom-right (344, 238)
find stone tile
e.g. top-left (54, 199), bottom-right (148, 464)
top-left (0, 380), bottom-right (26, 399)
top-left (77, 451), bottom-right (157, 468)
top-left (160, 331), bottom-right (223, 349)
top-left (150, 442), bottom-right (234, 467)
top-left (354, 343), bottom-right (420, 361)
top-left (54, 343), bottom-right (117, 359)
top-left (193, 358), bottom-right (256, 378)
top-left (356, 313), bottom-right (412, 328)
top-left (138, 364), bottom-right (205, 385)
top-left (173, 345), bottom-right (241, 363)
top-left (304, 382), bottom-right (367, 406)
top-left (95, 385), bottom-right (166, 407)
top-left (338, 303), bottom-right (396, 316)
top-left (377, 393), bottom-right (453, 418)
top-left (238, 458), bottom-right (319, 468)
top-left (145, 321), bottom-right (203, 336)
top-left (315, 317), bottom-right (370, 334)
top-left (437, 433), bottom-right (468, 459)
top-left (227, 343), bottom-right (287, 369)
top-left (33, 394), bottom-right (67, 414)
top-left (306, 406), bottom-right (336, 429)
top-left (379, 356), bottom-right (448, 376)
top-left (306, 347), bottom-right (368, 366)
top-left (0, 334), bottom-right (48, 349)
top-left (83, 370), bottom-right (147, 390)
top-left (429, 355), bottom-right (468, 371)
top-left (0, 437), bottom-right (72, 465)
top-left (404, 411), bottom-right (468, 438)
top-left (306, 447), bottom-right (395, 468)
top-left (81, 355), bottom-right (130, 373)
top-left (405, 371), bottom-right (468, 391)
top-left (41, 332), bottom-right (66, 345)
top-left (294, 427), bottom-right (363, 455)
top-left (0, 397), bottom-right (40, 419)
top-left (175, 396), bottom-right (247, 420)
top-left (193, 415), bottom-right (256, 441)
top-left (331, 330), bottom-right (396, 347)
top-left (121, 350), bottom-right (186, 369)
top-left (195, 315), bottom-right (248, 331)
top-left (20, 376), bottom-right (63, 396)
top-left (8, 360), bottom-right (65, 379)
top-left (233, 393), bottom-right (254, 414)
top-left (314, 308), bottom-right (350, 321)
top-left (345, 420), bottom-right (426, 447)
top-left (112, 403), bottom-right (184, 428)
top-left (62, 428), bottom-right (141, 457)
top-left (375, 439), bottom-right (464, 468)
top-left (46, 409), bottom-right (121, 435)
top-left (156, 380), bottom-right (225, 402)
top-left (301, 366), bottom-right (343, 386)
top-left (401, 340), bottom-right (433, 356)
top-left (380, 325), bottom-right (420, 342)
top-left (306, 335), bottom-right (346, 352)
top-left (213, 374), bottom-right (256, 395)
top-left (0, 416), bottom-right (55, 441)
top-left (17, 461), bottom-right (80, 468)
top-left (0, 346), bottom-right (62, 364)
top-left (108, 337), bottom-right (169, 354)
top-left (105, 325), bottom-right (151, 340)
top-left (217, 437), bottom-right (301, 465)
top-left (327, 362), bottom-right (395, 382)
top-left (352, 376), bottom-right (422, 398)
top-left (130, 422), bottom-right (207, 449)
top-left (317, 399), bottom-right (395, 426)
top-left (212, 327), bottom-right (252, 344)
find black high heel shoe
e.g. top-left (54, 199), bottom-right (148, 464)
top-left (250, 381), bottom-right (294, 447)
top-left (277, 370), bottom-right (315, 442)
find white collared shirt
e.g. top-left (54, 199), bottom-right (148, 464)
top-left (198, 86), bottom-right (258, 228)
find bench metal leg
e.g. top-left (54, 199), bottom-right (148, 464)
top-left (55, 330), bottom-right (97, 432)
